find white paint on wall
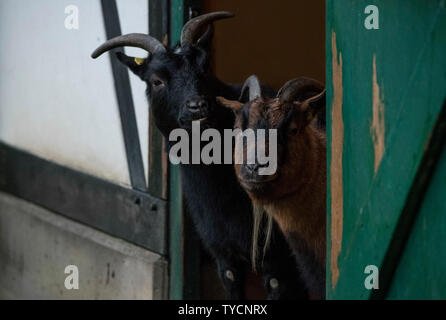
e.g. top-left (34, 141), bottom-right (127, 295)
top-left (0, 0), bottom-right (150, 187)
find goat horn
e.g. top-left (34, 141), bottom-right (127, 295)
top-left (308, 89), bottom-right (326, 110)
top-left (181, 11), bottom-right (234, 47)
top-left (240, 75), bottom-right (262, 101)
top-left (91, 33), bottom-right (165, 59)
top-left (197, 24), bottom-right (214, 44)
top-left (277, 77), bottom-right (324, 103)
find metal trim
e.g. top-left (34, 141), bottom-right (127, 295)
top-left (100, 0), bottom-right (147, 192)
top-left (0, 142), bottom-right (167, 255)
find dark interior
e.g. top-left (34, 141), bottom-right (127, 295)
top-left (204, 0), bottom-right (325, 89)
top-left (198, 0), bottom-right (326, 299)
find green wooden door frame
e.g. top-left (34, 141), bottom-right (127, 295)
top-left (326, 0), bottom-right (446, 299)
top-left (148, 0), bottom-right (187, 299)
top-left (148, 1), bottom-right (169, 201)
top-left (167, 0), bottom-right (202, 300)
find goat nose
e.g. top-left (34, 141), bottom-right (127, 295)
top-left (245, 163), bottom-right (260, 173)
top-left (245, 162), bottom-right (268, 174)
top-left (186, 98), bottom-right (207, 112)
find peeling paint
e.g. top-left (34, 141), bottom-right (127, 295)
top-left (330, 31), bottom-right (344, 289)
top-left (371, 55), bottom-right (385, 174)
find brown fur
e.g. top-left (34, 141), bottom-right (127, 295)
top-left (244, 98), bottom-right (326, 266)
top-left (218, 81), bottom-right (326, 297)
top-left (262, 125), bottom-right (326, 265)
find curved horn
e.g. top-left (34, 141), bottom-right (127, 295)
top-left (240, 75), bottom-right (262, 101)
top-left (277, 77), bottom-right (324, 103)
top-left (91, 33), bottom-right (165, 59)
top-left (181, 11), bottom-right (234, 47)
top-left (196, 24), bottom-right (213, 46)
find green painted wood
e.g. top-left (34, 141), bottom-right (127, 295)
top-left (148, 0), bottom-right (168, 199)
top-left (169, 0), bottom-right (184, 300)
top-left (326, 0), bottom-right (446, 299)
top-left (170, 0), bottom-right (184, 45)
top-left (370, 100), bottom-right (446, 299)
top-left (169, 162), bottom-right (183, 299)
top-left (387, 130), bottom-right (446, 299)
top-left (169, 0), bottom-right (202, 300)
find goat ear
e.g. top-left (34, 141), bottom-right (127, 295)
top-left (299, 89), bottom-right (326, 124)
top-left (216, 96), bottom-right (243, 113)
top-left (115, 52), bottom-right (147, 79)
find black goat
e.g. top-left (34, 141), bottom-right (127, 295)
top-left (92, 12), bottom-right (306, 299)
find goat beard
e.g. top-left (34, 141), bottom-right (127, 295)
top-left (251, 204), bottom-right (274, 273)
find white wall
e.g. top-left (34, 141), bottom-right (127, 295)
top-left (0, 0), bottom-right (150, 187)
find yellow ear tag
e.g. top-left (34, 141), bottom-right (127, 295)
top-left (134, 57), bottom-right (145, 66)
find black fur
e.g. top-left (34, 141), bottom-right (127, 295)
top-left (117, 41), bottom-right (306, 299)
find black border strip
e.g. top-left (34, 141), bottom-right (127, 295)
top-left (371, 99), bottom-right (446, 299)
top-left (0, 142), bottom-right (167, 255)
top-left (100, 0), bottom-right (147, 192)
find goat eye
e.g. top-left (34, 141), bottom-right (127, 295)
top-left (152, 79), bottom-right (163, 87)
top-left (289, 127), bottom-right (298, 136)
top-left (150, 76), bottom-right (164, 88)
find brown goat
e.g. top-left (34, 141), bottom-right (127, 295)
top-left (217, 75), bottom-right (326, 298)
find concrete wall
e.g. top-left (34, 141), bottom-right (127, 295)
top-left (0, 192), bottom-right (167, 300)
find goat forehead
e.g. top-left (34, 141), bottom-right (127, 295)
top-left (175, 47), bottom-right (203, 66)
top-left (244, 100), bottom-right (264, 124)
top-left (246, 99), bottom-right (287, 129)
top-left (151, 50), bottom-right (197, 72)
top-left (268, 101), bottom-right (291, 127)
top-left (152, 61), bottom-right (200, 91)
top-left (148, 57), bottom-right (176, 77)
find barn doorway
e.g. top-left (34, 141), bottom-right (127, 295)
top-left (196, 0), bottom-right (326, 299)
